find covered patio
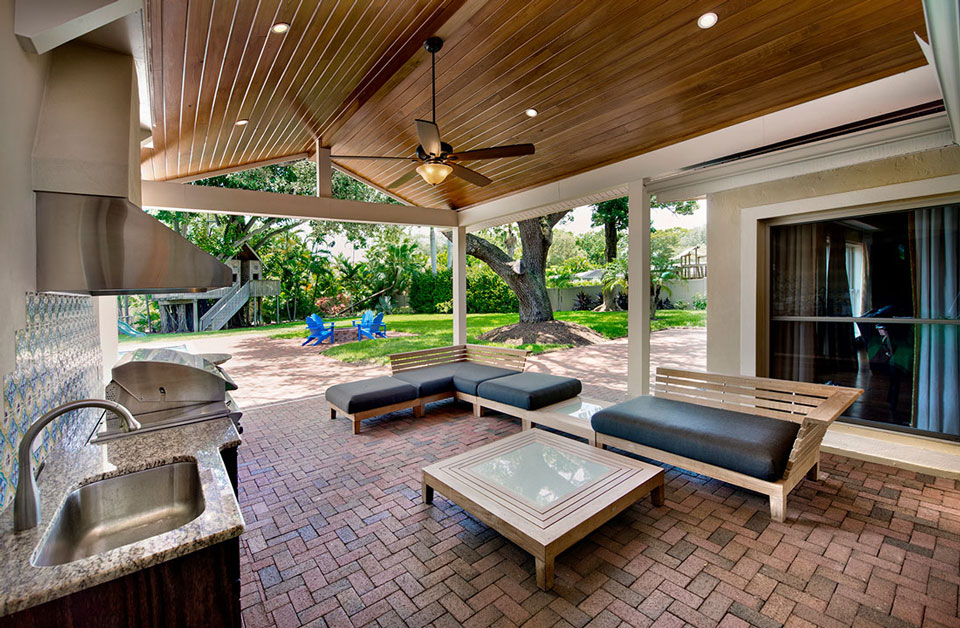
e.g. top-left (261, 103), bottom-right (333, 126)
top-left (3, 1), bottom-right (960, 627)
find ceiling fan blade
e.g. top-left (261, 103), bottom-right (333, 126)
top-left (387, 169), bottom-right (420, 189)
top-left (415, 119), bottom-right (442, 156)
top-left (446, 143), bottom-right (535, 161)
top-left (330, 155), bottom-right (418, 161)
top-left (449, 163), bottom-right (492, 187)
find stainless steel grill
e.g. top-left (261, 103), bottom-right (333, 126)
top-left (94, 348), bottom-right (242, 442)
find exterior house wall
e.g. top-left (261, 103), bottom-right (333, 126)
top-left (0, 0), bottom-right (47, 376)
top-left (706, 144), bottom-right (960, 375)
top-left (0, 2), bottom-right (114, 510)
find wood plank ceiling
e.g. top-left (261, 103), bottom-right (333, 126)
top-left (142, 0), bottom-right (928, 210)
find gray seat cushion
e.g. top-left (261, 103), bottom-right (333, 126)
top-left (591, 396), bottom-right (800, 481)
top-left (325, 376), bottom-right (417, 414)
top-left (392, 364), bottom-right (459, 397)
top-left (452, 362), bottom-right (521, 395)
top-left (477, 373), bottom-right (582, 410)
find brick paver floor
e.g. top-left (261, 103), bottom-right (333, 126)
top-left (237, 354), bottom-right (960, 627)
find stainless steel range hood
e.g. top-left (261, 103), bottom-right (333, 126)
top-left (36, 191), bottom-right (232, 296)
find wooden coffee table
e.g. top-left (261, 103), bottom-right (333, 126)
top-left (422, 430), bottom-right (664, 590)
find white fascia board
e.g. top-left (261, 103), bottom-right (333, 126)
top-left (648, 114), bottom-right (953, 202)
top-left (141, 180), bottom-right (457, 227)
top-left (458, 66), bottom-right (941, 229)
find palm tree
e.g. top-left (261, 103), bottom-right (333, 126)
top-left (602, 255), bottom-right (680, 320)
top-left (650, 263), bottom-right (680, 320)
top-left (600, 256), bottom-right (629, 300)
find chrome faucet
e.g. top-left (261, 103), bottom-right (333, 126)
top-left (14, 400), bottom-right (140, 531)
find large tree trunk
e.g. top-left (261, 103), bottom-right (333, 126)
top-left (453, 212), bottom-right (568, 323)
top-left (601, 220), bottom-right (619, 311)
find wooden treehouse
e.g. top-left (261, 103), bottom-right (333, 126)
top-left (158, 244), bottom-right (280, 333)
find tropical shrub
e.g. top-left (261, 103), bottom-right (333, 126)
top-left (377, 295), bottom-right (395, 314)
top-left (467, 266), bottom-right (518, 313)
top-left (409, 269), bottom-right (453, 314)
top-left (315, 294), bottom-right (349, 317)
top-left (573, 291), bottom-right (596, 311)
top-left (692, 293), bottom-right (707, 309)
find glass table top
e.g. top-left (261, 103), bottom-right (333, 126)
top-left (468, 442), bottom-right (611, 508)
top-left (551, 399), bottom-right (607, 421)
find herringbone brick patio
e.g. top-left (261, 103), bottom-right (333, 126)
top-left (237, 395), bottom-right (960, 628)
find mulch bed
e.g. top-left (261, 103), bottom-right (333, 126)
top-left (476, 319), bottom-right (607, 346)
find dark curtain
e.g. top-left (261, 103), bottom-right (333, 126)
top-left (912, 206), bottom-right (960, 435)
top-left (770, 224), bottom-right (818, 381)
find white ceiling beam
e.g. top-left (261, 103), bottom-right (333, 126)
top-left (458, 66), bottom-right (941, 230)
top-left (141, 181), bottom-right (457, 227)
top-left (15, 0), bottom-right (141, 54)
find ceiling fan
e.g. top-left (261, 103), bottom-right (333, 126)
top-left (331, 37), bottom-right (535, 188)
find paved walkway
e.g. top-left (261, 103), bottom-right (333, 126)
top-left (122, 328), bottom-right (706, 408)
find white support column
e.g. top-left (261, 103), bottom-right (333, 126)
top-left (627, 180), bottom-right (651, 396)
top-left (452, 226), bottom-right (467, 345)
top-left (315, 139), bottom-right (332, 198)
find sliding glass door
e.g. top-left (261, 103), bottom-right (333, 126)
top-left (768, 205), bottom-right (959, 439)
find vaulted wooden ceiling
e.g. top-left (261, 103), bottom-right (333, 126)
top-left (142, 0), bottom-right (928, 209)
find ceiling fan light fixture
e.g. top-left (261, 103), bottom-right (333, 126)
top-left (417, 162), bottom-right (453, 185)
top-left (271, 22), bottom-right (290, 34)
top-left (697, 12), bottom-right (718, 29)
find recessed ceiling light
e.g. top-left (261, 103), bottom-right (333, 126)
top-left (697, 12), bottom-right (718, 29)
top-left (525, 108), bottom-right (538, 118)
top-left (271, 22), bottom-right (290, 34)
top-left (235, 119), bottom-right (249, 126)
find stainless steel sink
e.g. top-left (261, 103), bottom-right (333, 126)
top-left (33, 462), bottom-right (205, 566)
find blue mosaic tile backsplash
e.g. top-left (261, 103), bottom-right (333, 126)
top-left (0, 293), bottom-right (103, 510)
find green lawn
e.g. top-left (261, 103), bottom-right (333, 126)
top-left (121, 309), bottom-right (705, 363)
top-left (271, 309), bottom-right (705, 364)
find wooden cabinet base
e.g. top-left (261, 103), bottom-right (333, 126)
top-left (1, 537), bottom-right (241, 628)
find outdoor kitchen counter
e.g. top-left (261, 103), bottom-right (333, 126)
top-left (0, 418), bottom-right (243, 616)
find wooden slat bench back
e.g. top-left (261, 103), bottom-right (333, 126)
top-left (389, 344), bottom-right (529, 374)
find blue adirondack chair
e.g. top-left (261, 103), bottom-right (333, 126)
top-left (302, 314), bottom-right (335, 346)
top-left (350, 310), bottom-right (374, 331)
top-left (356, 311), bottom-right (386, 341)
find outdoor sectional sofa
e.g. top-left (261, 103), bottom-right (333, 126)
top-left (325, 344), bottom-right (582, 433)
top-left (327, 350), bottom-right (862, 523)
top-left (591, 368), bottom-right (862, 522)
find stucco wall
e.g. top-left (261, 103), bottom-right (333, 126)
top-left (0, 0), bottom-right (48, 375)
top-left (706, 145), bottom-right (960, 375)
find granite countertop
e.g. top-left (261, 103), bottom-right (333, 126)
top-left (0, 418), bottom-right (244, 616)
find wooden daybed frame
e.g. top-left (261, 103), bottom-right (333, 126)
top-left (595, 368), bottom-right (862, 522)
